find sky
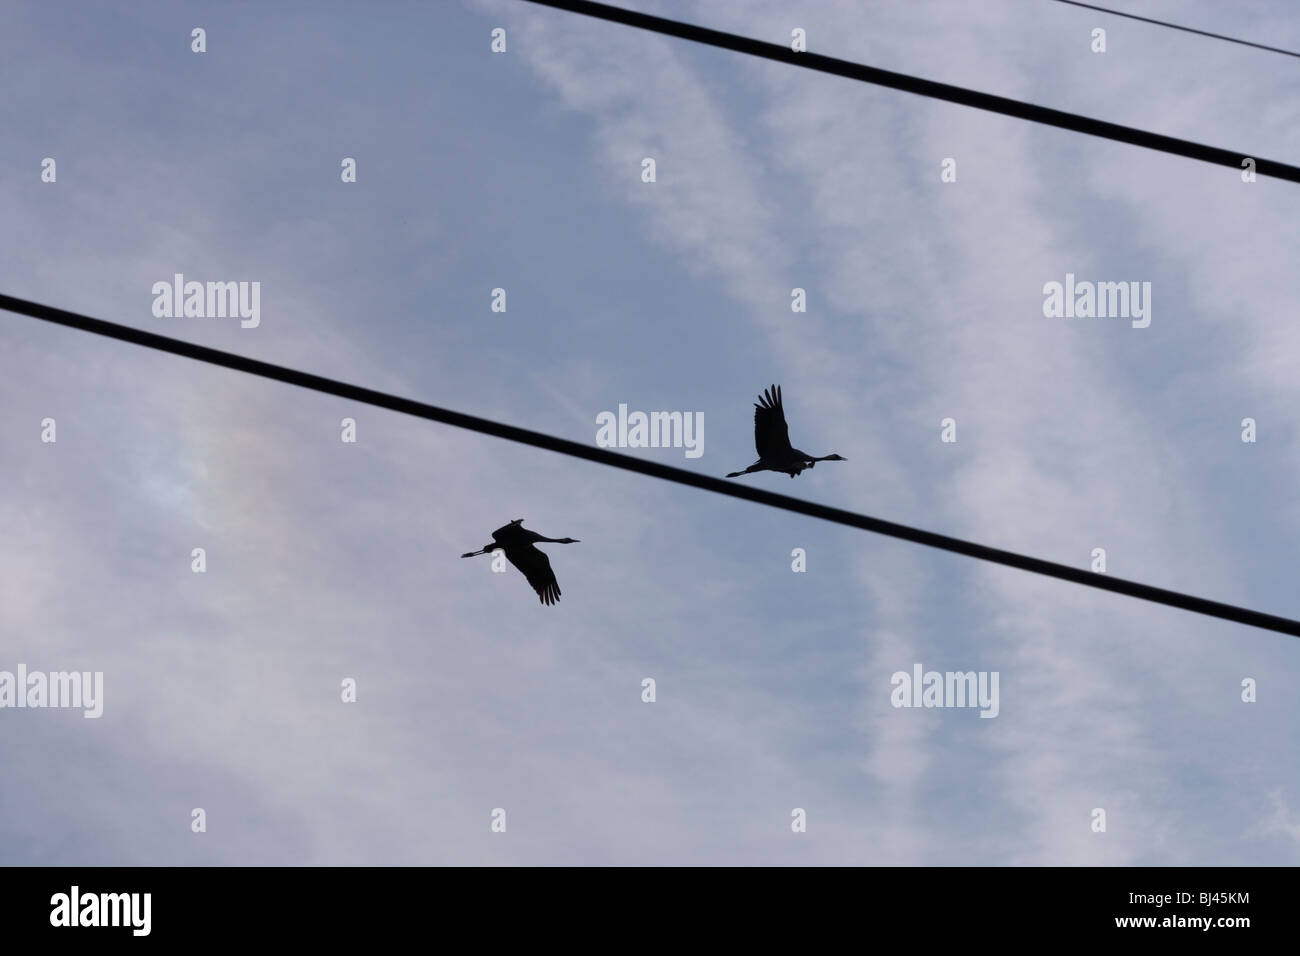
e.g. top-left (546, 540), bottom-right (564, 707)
top-left (1, 0), bottom-right (1298, 865)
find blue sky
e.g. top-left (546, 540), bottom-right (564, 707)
top-left (1, 0), bottom-right (1299, 864)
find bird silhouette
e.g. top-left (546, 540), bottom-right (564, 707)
top-left (725, 384), bottom-right (846, 479)
top-left (460, 519), bottom-right (580, 605)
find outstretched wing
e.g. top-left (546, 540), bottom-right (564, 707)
top-left (753, 384), bottom-right (793, 459)
top-left (491, 520), bottom-right (523, 545)
top-left (507, 544), bottom-right (562, 606)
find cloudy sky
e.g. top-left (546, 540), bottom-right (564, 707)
top-left (1, 0), bottom-right (1298, 865)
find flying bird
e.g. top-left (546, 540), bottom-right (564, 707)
top-left (460, 519), bottom-right (580, 606)
top-left (726, 384), bottom-right (846, 479)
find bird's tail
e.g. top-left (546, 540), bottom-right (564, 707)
top-left (460, 548), bottom-right (490, 558)
top-left (725, 470), bottom-right (746, 478)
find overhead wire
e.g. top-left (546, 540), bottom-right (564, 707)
top-left (1049, 0), bottom-right (1300, 60)
top-left (518, 0), bottom-right (1300, 183)
top-left (3, 291), bottom-right (1298, 639)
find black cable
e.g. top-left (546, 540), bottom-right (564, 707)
top-left (517, 0), bottom-right (1300, 184)
top-left (1050, 0), bottom-right (1300, 60)
top-left (3, 291), bottom-right (1298, 639)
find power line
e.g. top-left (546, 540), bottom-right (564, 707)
top-left (518, 0), bottom-right (1300, 184)
top-left (4, 291), bottom-right (1298, 639)
top-left (1050, 0), bottom-right (1300, 60)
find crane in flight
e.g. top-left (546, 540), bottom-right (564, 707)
top-left (461, 519), bottom-right (580, 606)
top-left (725, 384), bottom-right (846, 479)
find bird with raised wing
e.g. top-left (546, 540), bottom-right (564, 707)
top-left (460, 519), bottom-right (580, 606)
top-left (725, 384), bottom-right (846, 479)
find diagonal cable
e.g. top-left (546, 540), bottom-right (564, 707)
top-left (1049, 0), bottom-right (1300, 60)
top-left (518, 0), bottom-right (1300, 183)
top-left (3, 291), bottom-right (1298, 638)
